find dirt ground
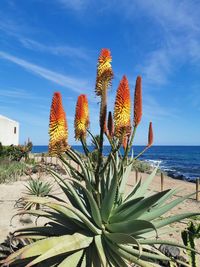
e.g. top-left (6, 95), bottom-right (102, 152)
top-left (0, 169), bottom-right (199, 264)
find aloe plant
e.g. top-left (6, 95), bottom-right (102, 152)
top-left (16, 178), bottom-right (52, 210)
top-left (1, 148), bottom-right (199, 267)
top-left (1, 49), bottom-right (199, 267)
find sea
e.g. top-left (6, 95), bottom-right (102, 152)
top-left (32, 145), bottom-right (200, 183)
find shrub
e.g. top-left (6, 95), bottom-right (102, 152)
top-left (131, 160), bottom-right (152, 173)
top-left (0, 141), bottom-right (32, 162)
top-left (0, 160), bottom-right (28, 184)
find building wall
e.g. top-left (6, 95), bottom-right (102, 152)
top-left (0, 117), bottom-right (19, 145)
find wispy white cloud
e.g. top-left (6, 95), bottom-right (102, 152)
top-left (135, 0), bottom-right (199, 32)
top-left (118, 0), bottom-right (200, 87)
top-left (143, 94), bottom-right (179, 121)
top-left (0, 14), bottom-right (36, 40)
top-left (0, 88), bottom-right (37, 99)
top-left (0, 18), bottom-right (22, 37)
top-left (0, 15), bottom-right (90, 61)
top-left (137, 49), bottom-right (172, 86)
top-left (19, 38), bottom-right (90, 60)
top-left (0, 51), bottom-right (89, 93)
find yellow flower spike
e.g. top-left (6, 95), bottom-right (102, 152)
top-left (114, 75), bottom-right (131, 138)
top-left (95, 48), bottom-right (113, 97)
top-left (74, 94), bottom-right (89, 140)
top-left (48, 92), bottom-right (68, 155)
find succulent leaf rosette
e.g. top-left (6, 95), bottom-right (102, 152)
top-left (1, 49), bottom-right (200, 267)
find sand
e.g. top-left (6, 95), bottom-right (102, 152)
top-left (0, 169), bottom-right (199, 264)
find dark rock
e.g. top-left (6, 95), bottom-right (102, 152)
top-left (32, 165), bottom-right (39, 173)
top-left (159, 244), bottom-right (180, 258)
top-left (158, 245), bottom-right (188, 267)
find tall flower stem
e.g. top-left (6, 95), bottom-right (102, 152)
top-left (133, 146), bottom-right (149, 161)
top-left (100, 141), bottom-right (121, 175)
top-left (95, 86), bottom-right (107, 194)
top-left (133, 122), bottom-right (153, 160)
top-left (123, 125), bottom-right (137, 163)
top-left (80, 138), bottom-right (89, 157)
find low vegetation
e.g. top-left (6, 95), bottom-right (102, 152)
top-left (0, 160), bottom-right (28, 184)
top-left (0, 141), bottom-right (32, 162)
top-left (0, 141), bottom-right (33, 184)
top-left (131, 159), bottom-right (152, 173)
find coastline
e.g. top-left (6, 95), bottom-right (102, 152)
top-left (31, 147), bottom-right (200, 184)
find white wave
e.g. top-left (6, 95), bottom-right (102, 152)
top-left (144, 159), bottom-right (162, 167)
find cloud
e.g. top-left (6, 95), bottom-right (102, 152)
top-left (119, 0), bottom-right (200, 87)
top-left (0, 14), bottom-right (90, 61)
top-left (143, 95), bottom-right (179, 121)
top-left (19, 38), bottom-right (90, 61)
top-left (135, 0), bottom-right (199, 32)
top-left (137, 49), bottom-right (172, 86)
top-left (0, 88), bottom-right (37, 99)
top-left (0, 51), bottom-right (89, 93)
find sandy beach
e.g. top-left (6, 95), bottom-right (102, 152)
top-left (0, 169), bottom-right (199, 263)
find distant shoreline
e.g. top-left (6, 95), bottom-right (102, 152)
top-left (31, 145), bottom-right (200, 183)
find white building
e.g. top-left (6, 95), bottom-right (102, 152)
top-left (0, 115), bottom-right (19, 146)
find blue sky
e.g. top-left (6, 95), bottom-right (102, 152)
top-left (0, 0), bottom-right (200, 145)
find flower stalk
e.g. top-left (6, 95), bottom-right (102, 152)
top-left (95, 49), bottom-right (113, 192)
top-left (134, 122), bottom-right (154, 160)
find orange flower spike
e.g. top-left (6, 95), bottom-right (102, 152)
top-left (114, 75), bottom-right (131, 138)
top-left (74, 94), bottom-right (89, 140)
top-left (134, 76), bottom-right (142, 127)
top-left (49, 92), bottom-right (68, 155)
top-left (95, 48), bottom-right (113, 96)
top-left (147, 122), bottom-right (153, 147)
top-left (107, 111), bottom-right (114, 137)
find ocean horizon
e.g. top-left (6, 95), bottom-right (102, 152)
top-left (32, 145), bottom-right (200, 182)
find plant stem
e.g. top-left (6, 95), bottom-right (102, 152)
top-left (134, 146), bottom-right (150, 161)
top-left (59, 154), bottom-right (84, 179)
top-left (123, 126), bottom-right (137, 163)
top-left (95, 87), bottom-right (107, 191)
top-left (80, 138), bottom-right (89, 157)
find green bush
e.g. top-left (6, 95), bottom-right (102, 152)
top-left (0, 141), bottom-right (32, 162)
top-left (131, 160), bottom-right (152, 173)
top-left (0, 160), bottom-right (28, 184)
